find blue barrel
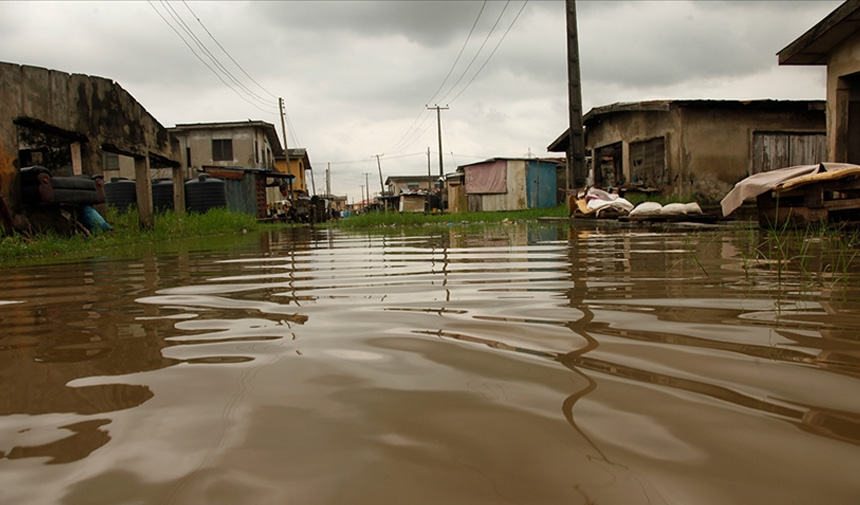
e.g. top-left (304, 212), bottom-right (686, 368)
top-left (104, 177), bottom-right (137, 212)
top-left (152, 178), bottom-right (174, 212)
top-left (184, 174), bottom-right (227, 213)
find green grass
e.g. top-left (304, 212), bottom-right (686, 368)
top-left (331, 206), bottom-right (569, 229)
top-left (734, 220), bottom-right (860, 284)
top-left (1, 205), bottom-right (568, 263)
top-left (0, 206), bottom-right (266, 264)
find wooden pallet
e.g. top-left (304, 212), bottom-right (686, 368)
top-left (756, 173), bottom-right (860, 227)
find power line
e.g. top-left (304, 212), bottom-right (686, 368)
top-left (436, 1), bottom-right (511, 104)
top-left (328, 152), bottom-right (425, 166)
top-left (384, 2), bottom-right (525, 157)
top-left (424, 1), bottom-right (488, 107)
top-left (388, 111), bottom-right (437, 155)
top-left (384, 2), bottom-right (487, 155)
top-left (181, 0), bottom-right (278, 101)
top-left (147, 1), bottom-right (277, 115)
top-left (450, 0), bottom-right (529, 104)
top-left (162, 0), bottom-right (274, 108)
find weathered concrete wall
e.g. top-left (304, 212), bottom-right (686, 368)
top-left (583, 102), bottom-right (825, 202)
top-left (0, 61), bottom-right (180, 221)
top-left (678, 105), bottom-right (824, 200)
top-left (585, 109), bottom-right (678, 189)
top-left (826, 30), bottom-right (860, 162)
top-left (173, 126), bottom-right (276, 172)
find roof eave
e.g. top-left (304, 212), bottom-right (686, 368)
top-left (778, 0), bottom-right (860, 66)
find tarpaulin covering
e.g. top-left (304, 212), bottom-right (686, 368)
top-left (465, 161), bottom-right (507, 194)
top-left (720, 163), bottom-right (860, 216)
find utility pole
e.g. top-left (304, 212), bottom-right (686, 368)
top-left (364, 172), bottom-right (370, 207)
top-left (427, 146), bottom-right (432, 213)
top-left (427, 105), bottom-right (449, 210)
top-left (375, 154), bottom-right (385, 196)
top-left (326, 162), bottom-right (331, 197)
top-left (360, 184), bottom-right (365, 210)
top-left (565, 0), bottom-right (586, 189)
top-left (279, 97), bottom-right (290, 157)
top-left (279, 97), bottom-right (292, 200)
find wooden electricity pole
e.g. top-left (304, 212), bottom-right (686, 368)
top-left (566, 0), bottom-right (586, 189)
top-left (376, 154), bottom-right (385, 195)
top-left (427, 105), bottom-right (448, 210)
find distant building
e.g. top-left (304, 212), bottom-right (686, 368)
top-left (385, 175), bottom-right (438, 196)
top-left (382, 175), bottom-right (439, 213)
top-left (548, 100), bottom-right (826, 202)
top-left (778, 0), bottom-right (860, 164)
top-left (449, 158), bottom-right (559, 213)
top-left (273, 148), bottom-right (313, 201)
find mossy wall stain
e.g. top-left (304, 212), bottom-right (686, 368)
top-left (0, 61), bottom-right (180, 229)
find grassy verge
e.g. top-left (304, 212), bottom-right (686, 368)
top-left (331, 205), bottom-right (569, 229)
top-left (743, 220), bottom-right (860, 283)
top-left (0, 207), bottom-right (266, 264)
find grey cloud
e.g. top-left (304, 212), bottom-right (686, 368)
top-left (254, 1), bottom-right (489, 47)
top-left (578, 0), bottom-right (840, 89)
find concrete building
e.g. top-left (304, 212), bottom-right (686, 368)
top-left (0, 61), bottom-right (181, 230)
top-left (385, 175), bottom-right (438, 196)
top-left (548, 100), bottom-right (826, 203)
top-left (778, 0), bottom-right (860, 164)
top-left (273, 148), bottom-right (312, 201)
top-left (450, 158), bottom-right (559, 213)
top-left (379, 175), bottom-right (440, 213)
top-left (168, 120), bottom-right (282, 175)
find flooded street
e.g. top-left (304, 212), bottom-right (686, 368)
top-left (2, 222), bottom-right (860, 505)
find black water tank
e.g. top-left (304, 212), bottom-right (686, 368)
top-left (185, 174), bottom-right (227, 213)
top-left (104, 177), bottom-right (137, 212)
top-left (152, 178), bottom-right (174, 212)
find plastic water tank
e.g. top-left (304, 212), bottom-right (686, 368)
top-left (104, 177), bottom-right (136, 212)
top-left (151, 178), bottom-right (174, 212)
top-left (184, 174), bottom-right (227, 213)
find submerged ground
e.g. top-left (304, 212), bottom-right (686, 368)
top-left (1, 221), bottom-right (859, 504)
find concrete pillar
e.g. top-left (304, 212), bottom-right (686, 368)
top-left (172, 166), bottom-right (185, 216)
top-left (134, 155), bottom-right (153, 229)
top-left (621, 141), bottom-right (630, 184)
top-left (834, 78), bottom-right (850, 163)
top-left (70, 142), bottom-right (83, 175)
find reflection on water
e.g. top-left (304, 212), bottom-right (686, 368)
top-left (1, 223), bottom-right (860, 504)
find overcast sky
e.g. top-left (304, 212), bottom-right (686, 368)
top-left (1, 0), bottom-right (842, 202)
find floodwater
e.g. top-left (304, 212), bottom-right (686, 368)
top-left (1, 221), bottom-right (860, 505)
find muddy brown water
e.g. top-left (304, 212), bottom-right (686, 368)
top-left (1, 222), bottom-right (859, 505)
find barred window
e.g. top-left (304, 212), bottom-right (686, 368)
top-left (212, 139), bottom-right (233, 161)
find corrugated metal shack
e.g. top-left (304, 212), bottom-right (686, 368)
top-left (453, 158), bottom-right (559, 212)
top-left (201, 166), bottom-right (270, 218)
